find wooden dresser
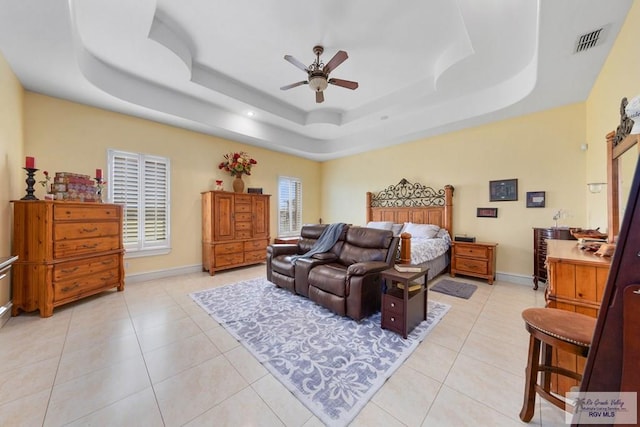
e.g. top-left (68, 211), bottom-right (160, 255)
top-left (450, 241), bottom-right (497, 284)
top-left (201, 191), bottom-right (270, 275)
top-left (545, 239), bottom-right (611, 394)
top-left (532, 227), bottom-right (576, 289)
top-left (11, 201), bottom-right (125, 317)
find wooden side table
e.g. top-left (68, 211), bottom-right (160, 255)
top-left (450, 241), bottom-right (497, 284)
top-left (381, 267), bottom-right (429, 338)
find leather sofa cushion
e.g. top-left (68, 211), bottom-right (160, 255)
top-left (308, 263), bottom-right (349, 297)
top-left (346, 227), bottom-right (393, 249)
top-left (271, 255), bottom-right (297, 276)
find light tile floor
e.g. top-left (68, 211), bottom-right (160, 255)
top-left (0, 266), bottom-right (570, 426)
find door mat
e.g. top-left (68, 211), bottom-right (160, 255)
top-left (430, 279), bottom-right (477, 299)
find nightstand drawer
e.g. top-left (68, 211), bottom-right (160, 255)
top-left (455, 245), bottom-right (488, 259)
top-left (382, 294), bottom-right (405, 316)
top-left (455, 257), bottom-right (488, 275)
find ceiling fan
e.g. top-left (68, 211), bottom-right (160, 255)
top-left (280, 45), bottom-right (359, 103)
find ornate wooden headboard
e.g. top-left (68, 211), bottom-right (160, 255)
top-left (366, 179), bottom-right (455, 236)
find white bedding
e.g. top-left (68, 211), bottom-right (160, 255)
top-left (410, 236), bottom-right (450, 265)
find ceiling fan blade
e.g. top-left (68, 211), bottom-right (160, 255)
top-left (316, 91), bottom-right (324, 103)
top-left (284, 55), bottom-right (309, 72)
top-left (280, 81), bottom-right (308, 90)
top-left (328, 78), bottom-right (359, 90)
top-left (323, 50), bottom-right (348, 74)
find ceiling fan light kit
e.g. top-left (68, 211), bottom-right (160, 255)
top-left (281, 45), bottom-right (358, 103)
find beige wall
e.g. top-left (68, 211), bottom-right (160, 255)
top-left (322, 104), bottom-right (588, 280)
top-left (1, 1), bottom-right (638, 284)
top-left (23, 93), bottom-right (322, 276)
top-left (585, 0), bottom-right (640, 229)
top-left (0, 53), bottom-right (24, 307)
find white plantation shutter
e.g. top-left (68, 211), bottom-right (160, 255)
top-left (278, 176), bottom-right (302, 237)
top-left (108, 150), bottom-right (170, 256)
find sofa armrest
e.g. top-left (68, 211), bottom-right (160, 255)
top-left (347, 261), bottom-right (390, 276)
top-left (267, 244), bottom-right (299, 257)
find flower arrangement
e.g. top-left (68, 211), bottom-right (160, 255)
top-left (38, 171), bottom-right (51, 189)
top-left (218, 151), bottom-right (257, 176)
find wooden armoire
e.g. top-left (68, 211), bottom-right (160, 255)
top-left (201, 191), bottom-right (270, 275)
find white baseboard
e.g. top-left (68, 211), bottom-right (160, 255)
top-left (125, 264), bottom-right (203, 284)
top-left (0, 301), bottom-right (12, 329)
top-left (496, 271), bottom-right (536, 287)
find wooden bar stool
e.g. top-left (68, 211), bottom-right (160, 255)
top-left (519, 307), bottom-right (596, 422)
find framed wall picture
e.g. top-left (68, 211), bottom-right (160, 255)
top-left (489, 179), bottom-right (518, 201)
top-left (477, 207), bottom-right (498, 218)
top-left (526, 191), bottom-right (546, 208)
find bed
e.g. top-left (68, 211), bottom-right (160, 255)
top-left (366, 178), bottom-right (454, 281)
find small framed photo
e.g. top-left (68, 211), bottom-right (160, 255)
top-left (490, 179), bottom-right (518, 201)
top-left (477, 207), bottom-right (498, 218)
top-left (527, 191), bottom-right (546, 208)
top-left (247, 187), bottom-right (263, 194)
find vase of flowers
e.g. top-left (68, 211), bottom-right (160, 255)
top-left (218, 151), bottom-right (257, 193)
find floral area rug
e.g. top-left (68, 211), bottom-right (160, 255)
top-left (190, 277), bottom-right (450, 426)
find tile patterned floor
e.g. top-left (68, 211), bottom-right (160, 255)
top-left (0, 266), bottom-right (569, 426)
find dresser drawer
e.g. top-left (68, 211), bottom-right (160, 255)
top-left (235, 221), bottom-right (251, 231)
top-left (235, 213), bottom-right (252, 222)
top-left (455, 244), bottom-right (488, 259)
top-left (235, 231), bottom-right (252, 239)
top-left (245, 240), bottom-right (267, 251)
top-left (234, 203), bottom-right (251, 213)
top-left (244, 250), bottom-right (266, 263)
top-left (54, 236), bottom-right (121, 258)
top-left (54, 221), bottom-right (120, 241)
top-left (214, 242), bottom-right (243, 255)
top-left (54, 254), bottom-right (120, 281)
top-left (215, 253), bottom-right (244, 267)
top-left (54, 205), bottom-right (120, 221)
top-left (454, 257), bottom-right (488, 275)
top-left (54, 270), bottom-right (119, 302)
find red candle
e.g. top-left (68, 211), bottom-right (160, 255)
top-left (96, 168), bottom-right (102, 179)
top-left (25, 156), bottom-right (35, 169)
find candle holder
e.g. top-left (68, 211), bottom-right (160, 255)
top-left (21, 168), bottom-right (39, 200)
top-left (94, 177), bottom-right (103, 202)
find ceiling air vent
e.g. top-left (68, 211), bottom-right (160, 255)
top-left (575, 28), bottom-right (603, 53)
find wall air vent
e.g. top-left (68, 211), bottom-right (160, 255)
top-left (575, 28), bottom-right (603, 53)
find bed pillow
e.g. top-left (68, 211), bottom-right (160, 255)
top-left (402, 222), bottom-right (440, 239)
top-left (391, 223), bottom-right (404, 236)
top-left (436, 228), bottom-right (452, 243)
top-left (366, 221), bottom-right (394, 231)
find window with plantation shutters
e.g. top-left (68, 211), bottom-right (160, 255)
top-left (108, 150), bottom-right (171, 256)
top-left (278, 176), bottom-right (302, 237)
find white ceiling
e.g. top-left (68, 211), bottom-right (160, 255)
top-left (0, 0), bottom-right (633, 161)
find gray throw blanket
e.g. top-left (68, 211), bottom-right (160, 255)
top-left (291, 223), bottom-right (346, 264)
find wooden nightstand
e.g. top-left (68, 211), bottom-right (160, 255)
top-left (381, 267), bottom-right (429, 338)
top-left (450, 241), bottom-right (498, 284)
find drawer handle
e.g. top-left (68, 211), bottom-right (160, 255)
top-left (390, 317), bottom-right (395, 322)
top-left (101, 260), bottom-right (114, 265)
top-left (81, 243), bottom-right (99, 249)
top-left (61, 267), bottom-right (79, 274)
top-left (61, 283), bottom-right (80, 293)
top-left (81, 227), bottom-right (98, 233)
top-left (390, 302), bottom-right (395, 308)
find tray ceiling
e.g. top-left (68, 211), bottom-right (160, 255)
top-left (0, 0), bottom-right (633, 160)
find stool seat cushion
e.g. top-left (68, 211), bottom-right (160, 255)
top-left (522, 308), bottom-right (596, 347)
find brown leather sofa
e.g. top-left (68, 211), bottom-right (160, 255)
top-left (267, 225), bottom-right (399, 321)
top-left (266, 224), bottom-right (338, 295)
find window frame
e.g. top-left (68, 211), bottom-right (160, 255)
top-left (278, 176), bottom-right (302, 237)
top-left (107, 149), bottom-right (171, 258)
